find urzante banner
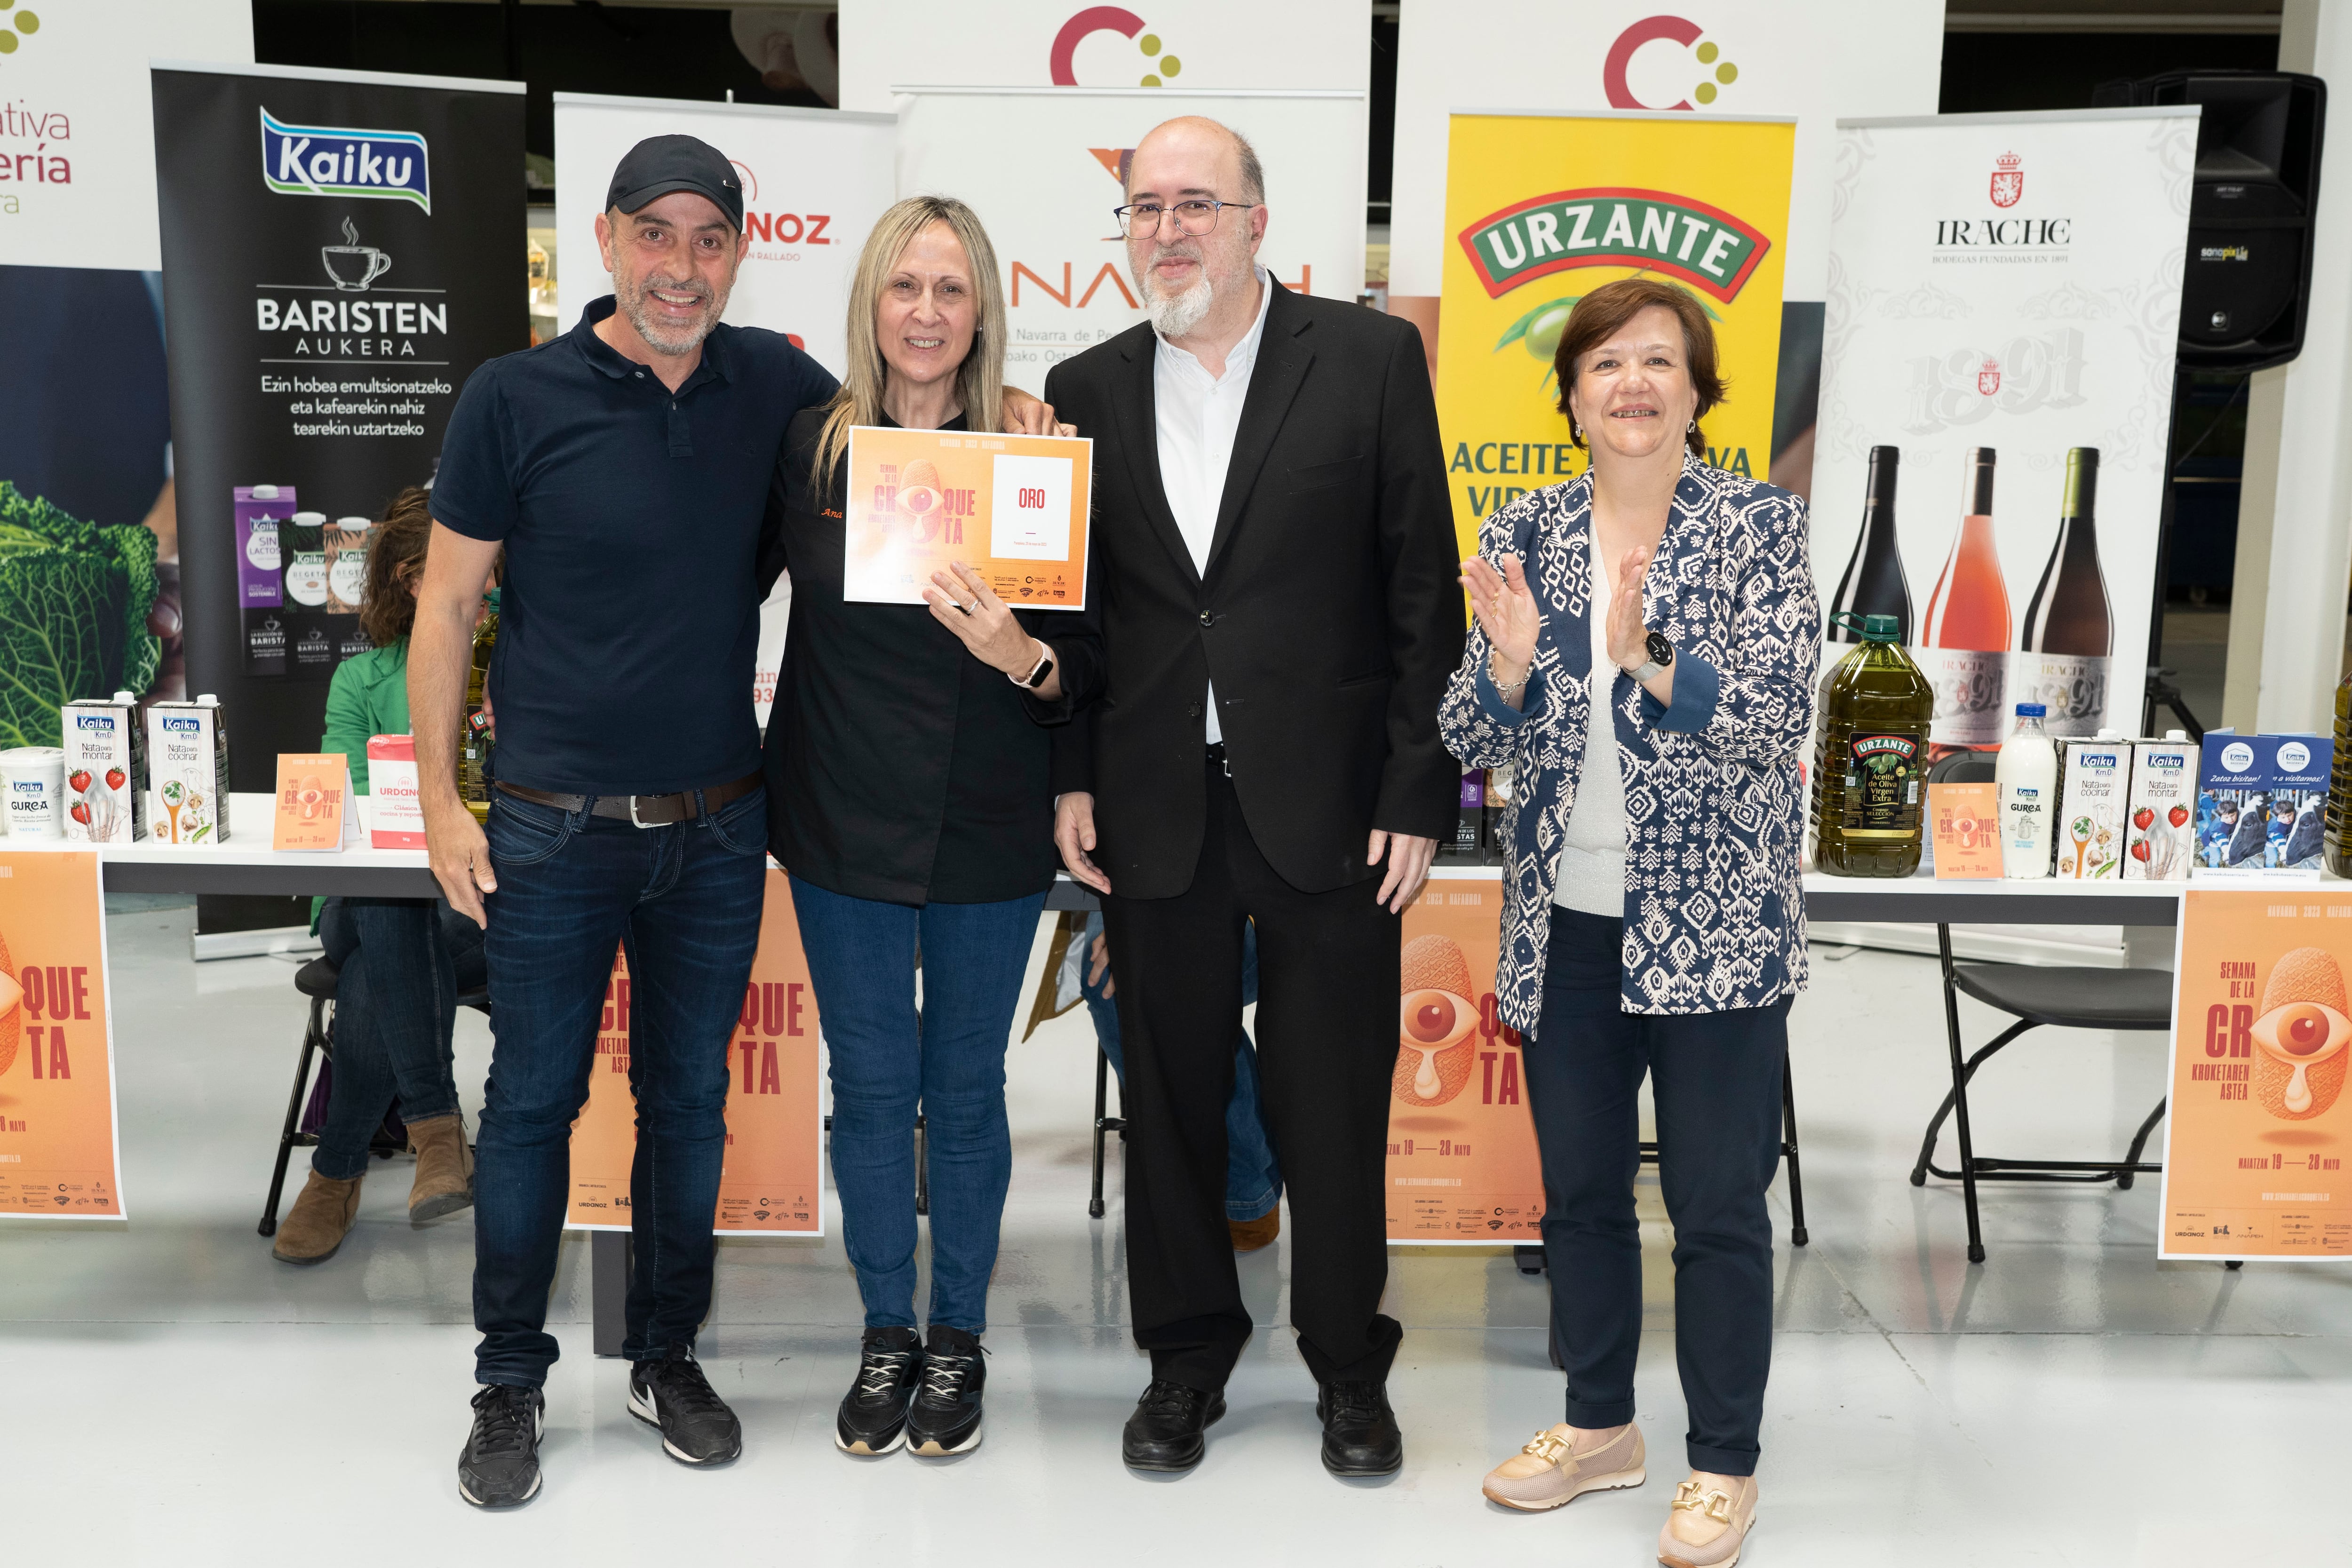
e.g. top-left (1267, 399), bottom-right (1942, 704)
top-left (836, 0), bottom-right (1368, 112)
top-left (153, 63), bottom-right (524, 785)
top-left (1814, 109), bottom-right (2197, 748)
top-left (0, 851), bottom-right (125, 1220)
top-left (894, 87), bottom-right (1366, 379)
top-left (1388, 871), bottom-right (1541, 1244)
top-left (2160, 890), bottom-right (2352, 1260)
top-left (1434, 111), bottom-right (1793, 561)
top-left (568, 871), bottom-right (825, 1236)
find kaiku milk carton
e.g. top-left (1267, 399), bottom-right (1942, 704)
top-left (60, 691), bottom-right (148, 843)
top-left (2054, 738), bottom-right (2131, 880)
top-left (146, 694), bottom-right (231, 845)
top-left (2195, 731), bottom-right (2330, 876)
top-left (2123, 733), bottom-right (2196, 881)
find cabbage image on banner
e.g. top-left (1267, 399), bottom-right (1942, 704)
top-left (0, 482), bottom-right (161, 748)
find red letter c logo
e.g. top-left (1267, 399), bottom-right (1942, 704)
top-left (1603, 14), bottom-right (1702, 111)
top-left (1050, 6), bottom-right (1147, 86)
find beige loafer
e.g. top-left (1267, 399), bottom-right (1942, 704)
top-left (1659, 1474), bottom-right (1757, 1568)
top-left (1481, 1422), bottom-right (1645, 1511)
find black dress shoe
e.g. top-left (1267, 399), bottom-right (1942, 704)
top-left (1317, 1380), bottom-right (1402, 1476)
top-left (1121, 1378), bottom-right (1227, 1472)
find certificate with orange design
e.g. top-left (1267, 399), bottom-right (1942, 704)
top-left (0, 852), bottom-right (126, 1220)
top-left (2158, 890), bottom-right (2352, 1259)
top-left (566, 870), bottom-right (825, 1235)
top-left (1386, 870), bottom-right (1544, 1243)
top-left (843, 425), bottom-right (1092, 611)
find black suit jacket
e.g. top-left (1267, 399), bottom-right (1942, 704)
top-left (1039, 282), bottom-right (1464, 899)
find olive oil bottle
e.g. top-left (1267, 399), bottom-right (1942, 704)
top-left (1810, 612), bottom-right (1935, 876)
top-left (460, 588), bottom-right (500, 825)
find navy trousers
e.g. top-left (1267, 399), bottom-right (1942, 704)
top-left (1526, 907), bottom-right (1790, 1477)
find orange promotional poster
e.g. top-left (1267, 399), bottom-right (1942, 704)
top-left (270, 753), bottom-right (351, 851)
top-left (2159, 890), bottom-right (2352, 1259)
top-left (1387, 870), bottom-right (1543, 1243)
top-left (1928, 782), bottom-right (2001, 879)
top-left (566, 870), bottom-right (824, 1235)
top-left (0, 852), bottom-right (126, 1220)
top-left (843, 426), bottom-right (1092, 611)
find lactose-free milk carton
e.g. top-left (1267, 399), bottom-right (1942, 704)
top-left (146, 694), bottom-right (231, 845)
top-left (2123, 732), bottom-right (2196, 881)
top-left (59, 691), bottom-right (148, 843)
top-left (2054, 736), bottom-right (2132, 880)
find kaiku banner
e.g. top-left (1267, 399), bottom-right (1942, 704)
top-left (1813, 109), bottom-right (2197, 747)
top-left (152, 63), bottom-right (523, 782)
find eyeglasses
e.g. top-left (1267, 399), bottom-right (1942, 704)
top-left (1111, 198), bottom-right (1252, 239)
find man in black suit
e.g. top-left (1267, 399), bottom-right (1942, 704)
top-left (1042, 116), bottom-right (1462, 1478)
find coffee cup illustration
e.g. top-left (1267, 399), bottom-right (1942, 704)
top-left (1394, 933), bottom-right (1481, 1107)
top-left (2250, 946), bottom-right (2352, 1120)
top-left (322, 217), bottom-right (391, 292)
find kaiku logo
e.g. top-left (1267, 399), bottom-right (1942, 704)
top-left (160, 716), bottom-right (201, 734)
top-left (1458, 188), bottom-right (1770, 303)
top-left (1990, 151), bottom-right (2023, 208)
top-left (261, 109), bottom-right (430, 213)
top-left (1603, 15), bottom-right (1740, 111)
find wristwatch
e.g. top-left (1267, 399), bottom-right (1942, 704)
top-left (1009, 644), bottom-right (1056, 689)
top-left (1628, 629), bottom-right (1674, 684)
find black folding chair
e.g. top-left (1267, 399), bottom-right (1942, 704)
top-left (1088, 1046), bottom-right (1127, 1219)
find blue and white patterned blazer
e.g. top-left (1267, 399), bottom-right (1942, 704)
top-left (1438, 455), bottom-right (1820, 1029)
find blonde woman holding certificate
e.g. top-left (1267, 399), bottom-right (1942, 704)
top-left (757, 195), bottom-right (1073, 1462)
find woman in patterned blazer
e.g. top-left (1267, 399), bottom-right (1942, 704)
top-left (1443, 277), bottom-right (1819, 1568)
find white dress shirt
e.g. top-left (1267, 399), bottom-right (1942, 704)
top-left (1154, 266), bottom-right (1274, 744)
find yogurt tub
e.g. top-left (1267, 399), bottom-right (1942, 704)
top-left (0, 746), bottom-right (67, 839)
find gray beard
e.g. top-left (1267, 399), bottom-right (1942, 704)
top-left (1144, 271), bottom-right (1214, 339)
top-left (621, 277), bottom-right (719, 356)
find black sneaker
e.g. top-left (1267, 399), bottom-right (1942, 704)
top-left (457, 1383), bottom-right (545, 1508)
top-left (628, 1343), bottom-right (743, 1466)
top-left (904, 1325), bottom-right (986, 1457)
top-left (835, 1326), bottom-right (925, 1456)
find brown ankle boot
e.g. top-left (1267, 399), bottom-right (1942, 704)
top-left (1228, 1207), bottom-right (1280, 1253)
top-left (406, 1113), bottom-right (475, 1222)
top-left (272, 1170), bottom-right (363, 1264)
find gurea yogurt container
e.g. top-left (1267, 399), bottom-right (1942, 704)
top-left (0, 747), bottom-right (65, 839)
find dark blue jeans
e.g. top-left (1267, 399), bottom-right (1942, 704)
top-left (472, 786), bottom-right (769, 1386)
top-left (313, 896), bottom-right (484, 1180)
top-left (790, 876), bottom-right (1046, 1333)
top-left (1526, 907), bottom-right (1790, 1478)
top-left (1083, 911), bottom-right (1281, 1223)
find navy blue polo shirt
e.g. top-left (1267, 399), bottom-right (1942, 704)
top-left (432, 297), bottom-right (838, 796)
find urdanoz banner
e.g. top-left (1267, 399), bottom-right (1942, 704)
top-left (152, 62), bottom-right (524, 784)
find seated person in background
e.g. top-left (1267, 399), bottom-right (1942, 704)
top-left (272, 486), bottom-right (495, 1266)
top-left (1082, 915), bottom-right (1282, 1252)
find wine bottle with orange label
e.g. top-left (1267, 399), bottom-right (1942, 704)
top-left (1920, 447), bottom-right (2010, 758)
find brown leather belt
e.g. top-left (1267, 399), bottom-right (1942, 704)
top-left (495, 773), bottom-right (760, 828)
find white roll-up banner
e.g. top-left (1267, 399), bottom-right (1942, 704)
top-left (893, 87), bottom-right (1367, 379)
top-left (554, 94), bottom-right (895, 721)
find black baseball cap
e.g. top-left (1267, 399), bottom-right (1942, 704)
top-left (605, 135), bottom-right (743, 230)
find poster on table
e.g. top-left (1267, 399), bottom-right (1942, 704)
top-left (0, 852), bottom-right (125, 1219)
top-left (567, 870), bottom-right (825, 1236)
top-left (151, 62), bottom-right (524, 782)
top-left (552, 92), bottom-right (894, 723)
top-left (1813, 108), bottom-right (2197, 749)
top-left (0, 3), bottom-right (254, 729)
top-left (893, 87), bottom-right (1366, 380)
top-left (1387, 0), bottom-right (1946, 499)
top-left (844, 427), bottom-right (1092, 609)
top-left (834, 0), bottom-right (1368, 112)
top-left (1386, 871), bottom-right (1542, 1244)
top-left (2159, 890), bottom-right (2352, 1260)
top-left (1433, 110), bottom-right (1794, 562)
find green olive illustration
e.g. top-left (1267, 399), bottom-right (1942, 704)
top-left (1525, 299), bottom-right (1576, 361)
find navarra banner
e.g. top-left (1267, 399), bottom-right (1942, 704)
top-left (152, 62), bottom-right (524, 786)
top-left (0, 851), bottom-right (125, 1220)
top-left (2159, 890), bottom-right (2352, 1260)
top-left (568, 870), bottom-right (825, 1236)
top-left (895, 87), bottom-right (1365, 381)
top-left (1434, 110), bottom-right (1793, 561)
top-left (1813, 109), bottom-right (2197, 748)
top-left (835, 0), bottom-right (1368, 112)
top-left (1387, 870), bottom-right (1542, 1244)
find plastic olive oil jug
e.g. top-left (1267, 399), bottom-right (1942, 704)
top-left (1810, 613), bottom-right (1934, 876)
top-left (461, 588), bottom-right (500, 825)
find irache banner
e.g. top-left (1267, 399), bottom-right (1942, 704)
top-left (567, 870), bottom-right (824, 1235)
top-left (0, 852), bottom-right (125, 1220)
top-left (1435, 112), bottom-right (1794, 562)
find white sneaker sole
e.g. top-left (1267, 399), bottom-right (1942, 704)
top-left (909, 1418), bottom-right (984, 1457)
top-left (1485, 1464), bottom-right (1646, 1512)
top-left (835, 1425), bottom-right (909, 1457)
top-left (628, 1389), bottom-right (741, 1465)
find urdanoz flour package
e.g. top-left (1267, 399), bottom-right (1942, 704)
top-left (366, 734), bottom-right (425, 849)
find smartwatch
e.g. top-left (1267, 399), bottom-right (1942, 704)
top-left (1628, 629), bottom-right (1674, 684)
top-left (1009, 645), bottom-right (1056, 690)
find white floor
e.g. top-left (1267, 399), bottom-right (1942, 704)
top-left (5, 903), bottom-right (2347, 1565)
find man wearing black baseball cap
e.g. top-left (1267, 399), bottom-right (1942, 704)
top-left (413, 133), bottom-right (1055, 1508)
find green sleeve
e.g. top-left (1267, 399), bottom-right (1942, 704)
top-left (320, 656), bottom-right (378, 794)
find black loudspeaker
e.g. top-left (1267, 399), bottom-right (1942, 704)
top-left (2095, 70), bottom-right (2326, 372)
